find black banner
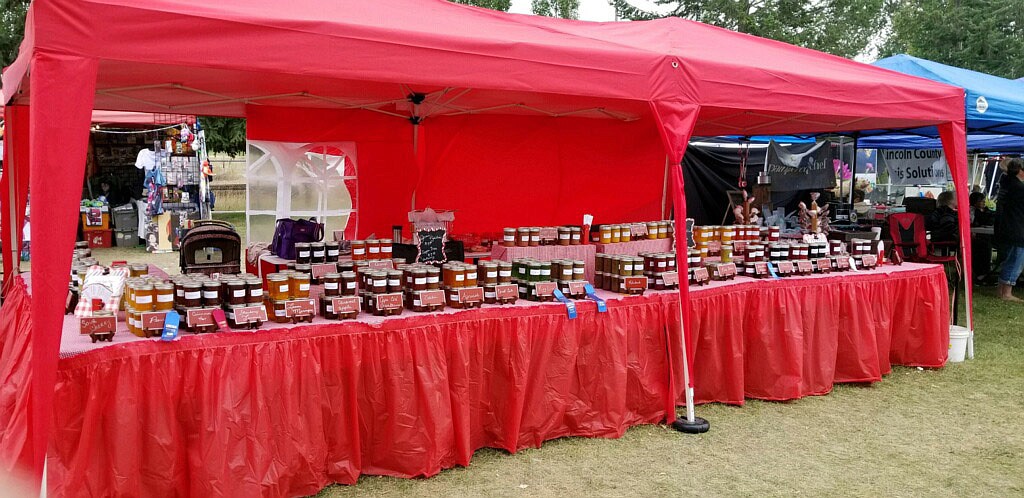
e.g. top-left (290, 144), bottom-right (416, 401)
top-left (765, 140), bottom-right (836, 191)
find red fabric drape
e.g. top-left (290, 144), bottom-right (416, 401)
top-left (48, 295), bottom-right (679, 498)
top-left (26, 53), bottom-right (98, 488)
top-left (649, 102), bottom-right (700, 409)
top-left (0, 278), bottom-right (34, 481)
top-left (688, 264), bottom-right (950, 405)
top-left (938, 121), bottom-right (973, 330)
top-left (1, 105), bottom-right (30, 286)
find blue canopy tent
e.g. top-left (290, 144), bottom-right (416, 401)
top-left (858, 134), bottom-right (1024, 152)
top-left (869, 54), bottom-right (1024, 136)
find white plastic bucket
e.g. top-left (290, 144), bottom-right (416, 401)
top-left (948, 326), bottom-right (970, 363)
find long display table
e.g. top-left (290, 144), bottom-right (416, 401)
top-left (0, 263), bottom-right (949, 497)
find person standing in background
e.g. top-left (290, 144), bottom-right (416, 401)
top-left (994, 158), bottom-right (1024, 301)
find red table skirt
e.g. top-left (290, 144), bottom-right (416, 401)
top-left (45, 293), bottom-right (681, 498)
top-left (0, 264), bottom-right (948, 497)
top-left (689, 263), bottom-right (950, 405)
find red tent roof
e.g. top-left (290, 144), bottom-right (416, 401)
top-left (4, 0), bottom-right (963, 135)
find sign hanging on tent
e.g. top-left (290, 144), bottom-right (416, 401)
top-left (880, 149), bottom-right (949, 186)
top-left (764, 140), bottom-right (836, 191)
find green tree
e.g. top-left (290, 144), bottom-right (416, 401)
top-left (200, 117), bottom-right (247, 157)
top-left (0, 0), bottom-right (30, 67)
top-left (881, 0), bottom-right (1024, 79)
top-left (449, 0), bottom-right (512, 10)
top-left (532, 0), bottom-right (579, 19)
top-left (611, 0), bottom-right (891, 59)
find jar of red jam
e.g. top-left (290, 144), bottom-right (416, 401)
top-left (570, 226), bottom-right (582, 245)
top-left (516, 228), bottom-right (530, 247)
top-left (387, 270), bottom-right (403, 293)
top-left (311, 242), bottom-right (326, 263)
top-left (558, 227), bottom-right (571, 246)
top-left (379, 239), bottom-right (394, 259)
top-left (351, 240), bottom-right (367, 261)
top-left (340, 271), bottom-right (358, 295)
top-left (529, 228), bottom-right (540, 247)
top-left (426, 267), bottom-right (441, 290)
top-left (503, 228), bottom-right (516, 247)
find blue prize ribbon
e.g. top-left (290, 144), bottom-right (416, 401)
top-left (161, 310), bottom-right (180, 341)
top-left (583, 283), bottom-right (608, 313)
top-left (766, 261), bottom-right (781, 279)
top-left (552, 289), bottom-right (578, 319)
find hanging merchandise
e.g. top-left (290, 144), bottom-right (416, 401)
top-left (737, 139), bottom-right (749, 188)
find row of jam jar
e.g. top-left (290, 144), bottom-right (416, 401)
top-left (502, 227), bottom-right (583, 247)
top-left (593, 221), bottom-right (673, 244)
top-left (639, 252), bottom-right (680, 291)
top-left (350, 239), bottom-right (394, 261)
top-left (693, 225), bottom-right (781, 244)
top-left (510, 258), bottom-right (553, 283)
top-left (294, 241), bottom-right (342, 264)
top-left (594, 254), bottom-right (646, 294)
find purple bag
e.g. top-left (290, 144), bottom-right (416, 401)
top-left (270, 218), bottom-right (324, 260)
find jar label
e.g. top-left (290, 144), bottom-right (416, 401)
top-left (530, 270), bottom-right (540, 276)
top-left (328, 250), bottom-right (339, 256)
top-left (486, 272), bottom-right (497, 279)
top-left (381, 247), bottom-right (392, 253)
top-left (369, 247), bottom-right (380, 253)
top-left (157, 294), bottom-right (173, 303)
top-left (136, 295), bottom-right (153, 304)
top-left (325, 283), bottom-right (339, 290)
top-left (485, 291), bottom-right (496, 298)
top-left (185, 291), bottom-right (201, 300)
top-left (388, 279), bottom-right (400, 286)
top-left (531, 236), bottom-right (540, 241)
top-left (275, 309), bottom-right (286, 317)
top-left (326, 304), bottom-right (334, 313)
top-left (466, 272), bottom-right (477, 280)
top-left (353, 248), bottom-right (365, 255)
top-left (415, 277), bottom-right (427, 285)
top-left (347, 282), bottom-right (357, 289)
top-left (559, 234), bottom-right (570, 239)
top-left (203, 291), bottom-right (218, 299)
top-left (298, 250), bottom-right (311, 257)
top-left (499, 271), bottom-right (511, 277)
top-left (176, 289), bottom-right (184, 297)
top-left (563, 270), bottom-right (573, 277)
top-left (573, 269), bottom-right (584, 275)
top-left (251, 289), bottom-right (263, 297)
top-left (280, 285), bottom-right (289, 293)
top-left (233, 290), bottom-right (246, 297)
top-left (455, 274), bottom-right (465, 281)
top-left (504, 235), bottom-right (515, 241)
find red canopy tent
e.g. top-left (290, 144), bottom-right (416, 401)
top-left (0, 0), bottom-right (971, 492)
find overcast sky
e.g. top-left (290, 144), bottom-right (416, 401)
top-left (508, 0), bottom-right (670, 22)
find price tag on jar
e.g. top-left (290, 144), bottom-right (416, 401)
top-left (187, 308), bottom-right (216, 328)
top-left (495, 284), bottom-right (519, 301)
top-left (583, 284), bottom-right (607, 312)
top-left (457, 287), bottom-right (485, 305)
top-left (375, 293), bottom-right (404, 311)
top-left (285, 299), bottom-right (317, 318)
top-left (419, 290), bottom-right (445, 307)
top-left (332, 296), bottom-right (361, 315)
top-left (796, 260), bottom-right (814, 274)
top-left (80, 315), bottom-right (116, 335)
top-left (624, 276), bottom-right (648, 290)
top-left (861, 254), bottom-right (878, 268)
top-left (367, 260), bottom-right (394, 271)
top-left (311, 263), bottom-right (337, 279)
top-left (141, 312), bottom-right (167, 332)
top-left (234, 305), bottom-right (268, 325)
top-left (719, 263), bottom-right (737, 278)
top-left (662, 271), bottom-right (679, 286)
top-left (538, 227), bottom-right (559, 241)
top-left (753, 262), bottom-right (769, 277)
top-left (567, 281), bottom-right (588, 296)
top-left (777, 261), bottom-right (795, 275)
top-left (552, 289), bottom-right (578, 319)
top-left (836, 257), bottom-right (851, 270)
top-left (816, 258), bottom-right (832, 273)
top-left (690, 268), bottom-right (710, 285)
top-left (630, 223), bottom-right (649, 237)
top-left (534, 282), bottom-right (558, 298)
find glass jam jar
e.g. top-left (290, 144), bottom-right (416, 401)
top-left (366, 239), bottom-right (381, 259)
top-left (412, 269), bottom-right (428, 291)
top-left (325, 241), bottom-right (340, 262)
top-left (267, 274), bottom-right (289, 301)
top-left (322, 273), bottom-right (341, 297)
top-left (310, 242), bottom-right (326, 263)
top-left (246, 277), bottom-right (264, 304)
top-left (225, 279), bottom-right (247, 306)
top-left (202, 282), bottom-right (221, 307)
top-left (135, 284), bottom-right (156, 312)
top-left (479, 262), bottom-right (498, 285)
top-left (558, 227), bottom-right (571, 246)
top-left (387, 270), bottom-right (403, 293)
top-left (463, 264), bottom-right (478, 287)
top-left (610, 225), bottom-right (622, 243)
top-left (341, 271), bottom-right (358, 296)
top-left (351, 240), bottom-right (367, 261)
top-left (290, 273), bottom-right (311, 299)
top-left (503, 228), bottom-right (517, 247)
top-left (529, 228), bottom-right (540, 247)
top-left (379, 239), bottom-right (393, 259)
top-left (426, 267), bottom-right (441, 290)
top-left (570, 226), bottom-right (582, 245)
top-left (295, 243), bottom-right (312, 264)
top-left (498, 262), bottom-right (513, 284)
top-left (516, 228), bottom-right (530, 247)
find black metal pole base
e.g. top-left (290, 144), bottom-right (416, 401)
top-left (671, 416), bottom-right (710, 434)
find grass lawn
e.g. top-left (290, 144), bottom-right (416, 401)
top-left (318, 286), bottom-right (1024, 497)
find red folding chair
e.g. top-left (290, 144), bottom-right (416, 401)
top-left (888, 212), bottom-right (959, 264)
